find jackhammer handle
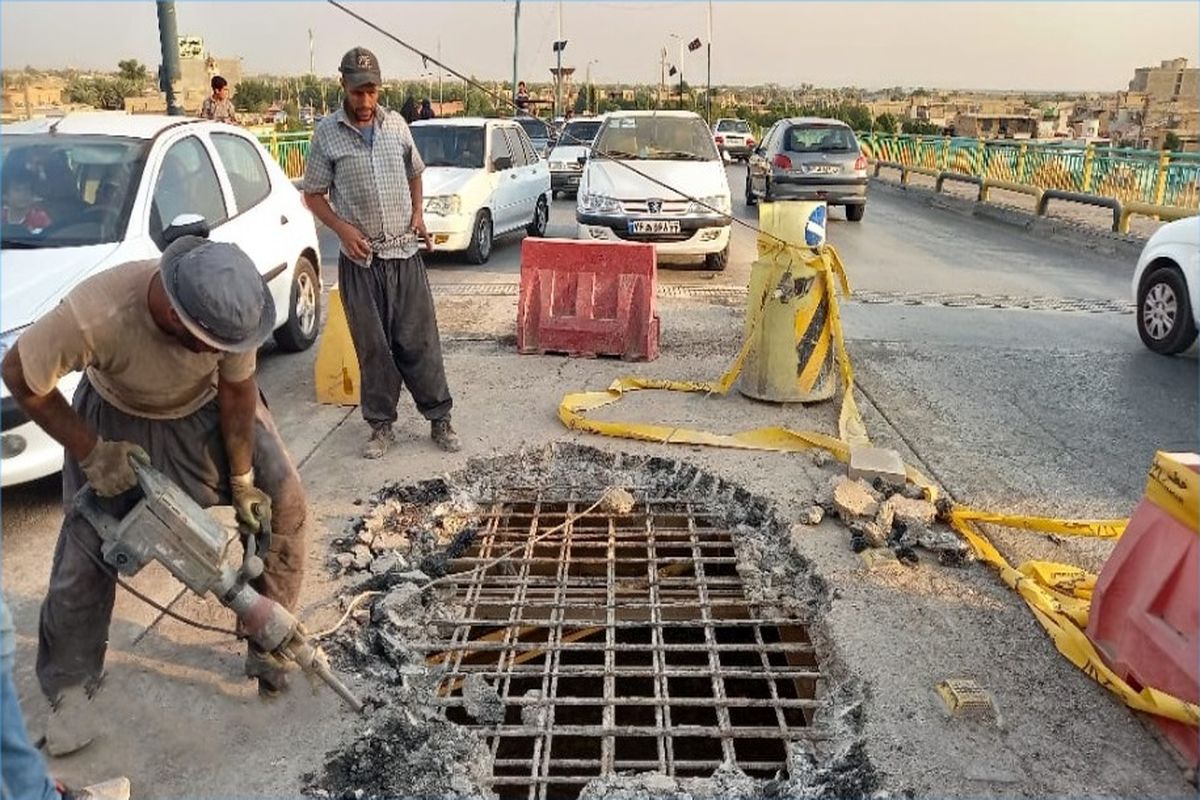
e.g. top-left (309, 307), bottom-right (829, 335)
top-left (313, 660), bottom-right (365, 713)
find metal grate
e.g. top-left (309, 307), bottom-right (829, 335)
top-left (422, 494), bottom-right (826, 800)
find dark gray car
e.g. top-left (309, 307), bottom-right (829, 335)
top-left (745, 117), bottom-right (869, 220)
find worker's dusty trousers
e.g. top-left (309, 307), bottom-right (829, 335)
top-left (36, 378), bottom-right (307, 701)
top-left (338, 252), bottom-right (453, 426)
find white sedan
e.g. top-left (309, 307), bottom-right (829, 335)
top-left (1133, 216), bottom-right (1199, 355)
top-left (1, 113), bottom-right (322, 487)
top-left (410, 118), bottom-right (551, 264)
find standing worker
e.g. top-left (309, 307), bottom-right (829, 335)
top-left (302, 47), bottom-right (460, 458)
top-left (0, 238), bottom-right (308, 755)
top-left (200, 76), bottom-right (239, 124)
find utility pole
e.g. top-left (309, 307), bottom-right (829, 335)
top-left (554, 0), bottom-right (563, 118)
top-left (438, 38), bottom-right (443, 109)
top-left (705, 0), bottom-right (712, 124)
top-left (308, 28), bottom-right (314, 75)
top-left (658, 48), bottom-right (667, 111)
top-left (511, 0), bottom-right (520, 116)
top-left (155, 0), bottom-right (182, 116)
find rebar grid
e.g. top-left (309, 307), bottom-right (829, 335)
top-left (432, 496), bottom-right (825, 800)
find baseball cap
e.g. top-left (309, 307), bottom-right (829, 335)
top-left (339, 47), bottom-right (382, 89)
top-left (159, 237), bottom-right (276, 353)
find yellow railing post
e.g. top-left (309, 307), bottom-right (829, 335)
top-left (1016, 142), bottom-right (1028, 183)
top-left (1082, 143), bottom-right (1095, 193)
top-left (975, 138), bottom-right (985, 177)
top-left (941, 136), bottom-right (950, 171)
top-left (1154, 151), bottom-right (1171, 206)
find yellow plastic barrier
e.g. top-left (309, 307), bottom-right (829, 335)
top-left (313, 287), bottom-right (361, 406)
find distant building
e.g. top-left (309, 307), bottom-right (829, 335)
top-left (1128, 57), bottom-right (1198, 102)
top-left (955, 112), bottom-right (1039, 139)
top-left (1118, 58), bottom-right (1199, 149)
top-left (1, 77), bottom-right (65, 120)
top-left (172, 35), bottom-right (242, 114)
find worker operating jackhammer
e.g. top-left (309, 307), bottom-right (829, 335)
top-left (0, 238), bottom-right (309, 755)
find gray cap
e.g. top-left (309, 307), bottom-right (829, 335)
top-left (159, 237), bottom-right (276, 353)
top-left (339, 46), bottom-right (382, 89)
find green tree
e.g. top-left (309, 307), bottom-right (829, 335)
top-left (117, 59), bottom-right (147, 84)
top-left (1163, 132), bottom-right (1183, 152)
top-left (874, 113), bottom-right (900, 133)
top-left (901, 119), bottom-right (941, 135)
top-left (234, 78), bottom-right (275, 113)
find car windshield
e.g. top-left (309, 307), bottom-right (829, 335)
top-left (1, 133), bottom-right (148, 249)
top-left (716, 120), bottom-right (751, 133)
top-left (516, 117), bottom-right (551, 141)
top-left (410, 125), bottom-right (486, 169)
top-left (785, 125), bottom-right (857, 153)
top-left (593, 115), bottom-right (718, 161)
top-left (558, 120), bottom-right (603, 147)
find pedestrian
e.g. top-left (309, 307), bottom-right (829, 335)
top-left (301, 47), bottom-right (460, 459)
top-left (1, 596), bottom-right (130, 800)
top-left (400, 95), bottom-right (417, 124)
top-left (0, 237), bottom-right (308, 755)
top-left (200, 75), bottom-right (239, 124)
top-left (419, 98), bottom-right (435, 120)
top-left (515, 80), bottom-right (530, 113)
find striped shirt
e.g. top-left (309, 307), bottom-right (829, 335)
top-left (302, 105), bottom-right (425, 263)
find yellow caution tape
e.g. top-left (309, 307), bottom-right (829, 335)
top-left (1145, 451), bottom-right (1200, 533)
top-left (556, 230), bottom-right (1198, 728)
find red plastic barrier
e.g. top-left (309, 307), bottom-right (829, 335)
top-left (517, 239), bottom-right (659, 361)
top-left (1088, 451), bottom-right (1200, 765)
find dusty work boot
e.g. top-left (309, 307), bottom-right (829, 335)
top-left (245, 645), bottom-right (291, 699)
top-left (431, 416), bottom-right (461, 453)
top-left (58, 777), bottom-right (131, 800)
top-left (45, 685), bottom-right (98, 757)
top-left (363, 423), bottom-right (395, 460)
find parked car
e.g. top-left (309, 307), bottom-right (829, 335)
top-left (712, 118), bottom-right (755, 161)
top-left (0, 113), bottom-right (321, 487)
top-left (410, 117), bottom-right (551, 264)
top-left (746, 117), bottom-right (869, 220)
top-left (1132, 216), bottom-right (1199, 355)
top-left (576, 110), bottom-right (731, 271)
top-left (514, 115), bottom-right (554, 158)
top-left (547, 116), bottom-right (604, 198)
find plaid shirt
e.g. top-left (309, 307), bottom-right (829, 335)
top-left (201, 95), bottom-right (238, 123)
top-left (302, 105), bottom-right (425, 263)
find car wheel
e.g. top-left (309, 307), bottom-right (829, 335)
top-left (745, 174), bottom-right (757, 206)
top-left (845, 204), bottom-right (866, 222)
top-left (552, 190), bottom-right (560, 200)
top-left (763, 178), bottom-right (774, 203)
top-left (526, 195), bottom-right (549, 237)
top-left (466, 210), bottom-right (493, 265)
top-left (704, 243), bottom-right (730, 272)
top-left (274, 255), bottom-right (321, 352)
top-left (1138, 264), bottom-right (1198, 354)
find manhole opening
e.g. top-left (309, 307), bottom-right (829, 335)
top-left (428, 496), bottom-right (827, 800)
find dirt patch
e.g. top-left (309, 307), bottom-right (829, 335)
top-left (304, 444), bottom-right (876, 800)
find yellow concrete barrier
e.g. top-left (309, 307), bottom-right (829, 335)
top-left (313, 287), bottom-right (361, 406)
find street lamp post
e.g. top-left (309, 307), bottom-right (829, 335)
top-left (668, 33), bottom-right (684, 111)
top-left (585, 59), bottom-right (598, 114)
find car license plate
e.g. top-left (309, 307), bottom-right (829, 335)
top-left (629, 219), bottom-right (681, 234)
top-left (805, 164), bottom-right (841, 175)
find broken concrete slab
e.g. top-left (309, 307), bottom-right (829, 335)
top-left (462, 674), bottom-right (504, 725)
top-left (799, 505), bottom-right (825, 526)
top-left (848, 446), bottom-right (907, 488)
top-left (850, 519), bottom-right (888, 549)
top-left (884, 495), bottom-right (937, 528)
top-left (859, 547), bottom-right (904, 572)
top-left (350, 544), bottom-right (373, 570)
top-left (833, 478), bottom-right (881, 521)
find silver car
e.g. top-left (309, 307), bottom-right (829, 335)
top-left (745, 117), bottom-right (869, 220)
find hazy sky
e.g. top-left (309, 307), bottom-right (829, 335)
top-left (2, 1), bottom-right (1198, 91)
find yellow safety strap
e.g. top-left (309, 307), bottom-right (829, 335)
top-left (556, 239), bottom-right (1198, 728)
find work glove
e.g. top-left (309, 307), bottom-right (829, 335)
top-left (230, 469), bottom-right (273, 534)
top-left (80, 439), bottom-right (150, 497)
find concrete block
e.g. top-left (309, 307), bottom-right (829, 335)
top-left (884, 495), bottom-right (938, 528)
top-left (849, 446), bottom-right (907, 488)
top-left (859, 547), bottom-right (903, 572)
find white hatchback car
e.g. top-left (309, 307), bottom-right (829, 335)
top-left (410, 118), bottom-right (551, 264)
top-left (1133, 216), bottom-right (1199, 355)
top-left (576, 110), bottom-right (732, 270)
top-left (0, 113), bottom-right (321, 487)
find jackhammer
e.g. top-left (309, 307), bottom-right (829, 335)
top-left (76, 463), bottom-right (364, 712)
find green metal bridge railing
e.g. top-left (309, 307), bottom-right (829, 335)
top-left (257, 130), bottom-right (312, 180)
top-left (859, 133), bottom-right (1200, 211)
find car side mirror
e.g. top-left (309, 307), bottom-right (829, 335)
top-left (493, 155), bottom-right (513, 171)
top-left (164, 213), bottom-right (209, 245)
top-left (576, 155), bottom-right (588, 166)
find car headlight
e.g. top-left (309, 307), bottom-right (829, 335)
top-left (0, 326), bottom-right (28, 362)
top-left (424, 195), bottom-right (461, 216)
top-left (689, 195), bottom-right (731, 215)
top-left (578, 192), bottom-right (621, 214)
